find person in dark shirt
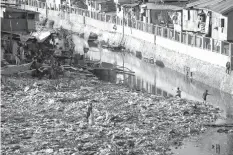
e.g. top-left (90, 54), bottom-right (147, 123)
top-left (86, 102), bottom-right (93, 123)
top-left (30, 57), bottom-right (42, 78)
top-left (175, 87), bottom-right (181, 98)
top-left (203, 90), bottom-right (211, 103)
top-left (226, 61), bottom-right (230, 74)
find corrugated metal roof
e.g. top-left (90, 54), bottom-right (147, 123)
top-left (3, 7), bottom-right (39, 14)
top-left (122, 3), bottom-right (139, 8)
top-left (145, 3), bottom-right (182, 10)
top-left (186, 0), bottom-right (233, 14)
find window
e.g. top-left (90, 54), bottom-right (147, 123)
top-left (221, 18), bottom-right (224, 27)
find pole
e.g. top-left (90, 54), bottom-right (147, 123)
top-left (122, 8), bottom-right (124, 43)
top-left (46, 2), bottom-right (48, 18)
top-left (26, 12), bottom-right (29, 33)
top-left (10, 20), bottom-right (13, 54)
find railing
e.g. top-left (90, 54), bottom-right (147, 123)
top-left (203, 37), bottom-right (211, 50)
top-left (181, 32), bottom-right (186, 44)
top-left (195, 36), bottom-right (202, 48)
top-left (222, 41), bottom-right (230, 56)
top-left (213, 39), bottom-right (220, 53)
top-left (14, 0), bottom-right (233, 58)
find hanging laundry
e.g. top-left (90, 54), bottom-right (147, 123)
top-left (183, 9), bottom-right (188, 20)
top-left (178, 12), bottom-right (182, 25)
top-left (200, 22), bottom-right (205, 33)
top-left (193, 10), bottom-right (198, 21)
top-left (189, 10), bottom-right (195, 22)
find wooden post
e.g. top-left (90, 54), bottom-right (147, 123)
top-left (180, 32), bottom-right (182, 43)
top-left (161, 27), bottom-right (164, 37)
top-left (220, 41), bottom-right (223, 54)
top-left (186, 33), bottom-right (189, 45)
top-left (193, 35), bottom-right (196, 46)
top-left (210, 38), bottom-right (214, 52)
top-left (9, 20), bottom-right (13, 55)
top-left (173, 29), bottom-right (175, 40)
top-left (174, 30), bottom-right (176, 40)
top-left (46, 2), bottom-right (48, 18)
top-left (229, 43), bottom-right (233, 70)
top-left (150, 24), bottom-right (153, 34)
top-left (202, 37), bottom-right (204, 49)
top-left (26, 12), bottom-right (29, 32)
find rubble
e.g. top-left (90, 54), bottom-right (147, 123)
top-left (1, 27), bottom-right (76, 79)
top-left (1, 68), bottom-right (221, 155)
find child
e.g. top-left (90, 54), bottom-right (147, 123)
top-left (203, 90), bottom-right (211, 103)
top-left (175, 87), bottom-right (181, 98)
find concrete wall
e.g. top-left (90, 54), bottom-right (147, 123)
top-left (227, 11), bottom-right (233, 41)
top-left (156, 36), bottom-right (229, 67)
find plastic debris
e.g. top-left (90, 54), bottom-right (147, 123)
top-left (1, 69), bottom-right (221, 155)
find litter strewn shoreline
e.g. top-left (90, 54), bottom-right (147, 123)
top-left (1, 69), bottom-right (221, 155)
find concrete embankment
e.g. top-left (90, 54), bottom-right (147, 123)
top-left (25, 6), bottom-right (233, 95)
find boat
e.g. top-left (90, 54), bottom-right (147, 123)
top-left (1, 62), bottom-right (33, 75)
top-left (88, 40), bottom-right (98, 48)
top-left (101, 44), bottom-right (125, 52)
top-left (155, 60), bottom-right (165, 68)
top-left (143, 57), bottom-right (155, 64)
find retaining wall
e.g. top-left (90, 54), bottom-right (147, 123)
top-left (22, 5), bottom-right (233, 94)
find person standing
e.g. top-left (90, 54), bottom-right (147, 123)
top-left (202, 90), bottom-right (211, 103)
top-left (1, 45), bottom-right (5, 60)
top-left (226, 61), bottom-right (231, 74)
top-left (19, 45), bottom-right (25, 64)
top-left (86, 102), bottom-right (94, 125)
top-left (12, 41), bottom-right (20, 65)
top-left (175, 87), bottom-right (181, 98)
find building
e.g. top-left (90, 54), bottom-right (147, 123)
top-left (115, 0), bottom-right (184, 27)
top-left (180, 0), bottom-right (233, 41)
top-left (114, 0), bottom-right (138, 18)
top-left (86, 0), bottom-right (116, 13)
top-left (140, 3), bottom-right (182, 26)
top-left (1, 7), bottom-right (39, 33)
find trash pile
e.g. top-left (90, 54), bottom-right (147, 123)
top-left (1, 27), bottom-right (76, 78)
top-left (1, 68), bottom-right (221, 155)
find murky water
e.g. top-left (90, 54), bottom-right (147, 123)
top-left (73, 35), bottom-right (233, 155)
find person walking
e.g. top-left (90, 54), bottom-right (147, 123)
top-left (226, 61), bottom-right (231, 74)
top-left (203, 90), bottom-right (211, 103)
top-left (175, 87), bottom-right (181, 98)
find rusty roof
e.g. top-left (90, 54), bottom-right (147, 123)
top-left (186, 0), bottom-right (233, 14)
